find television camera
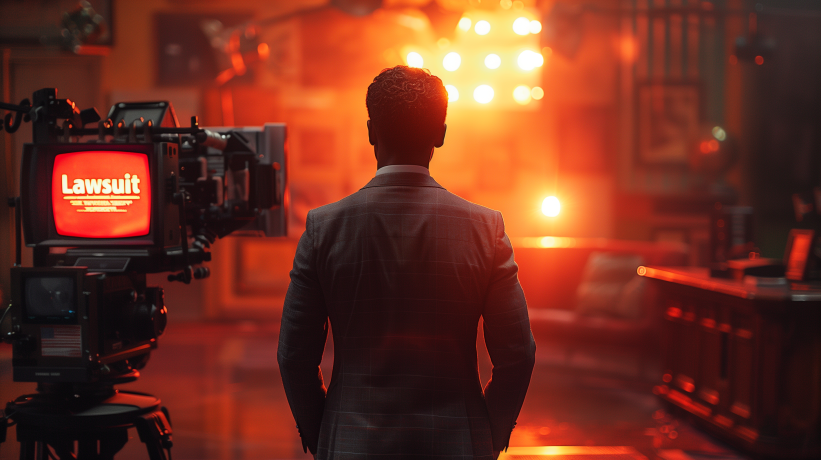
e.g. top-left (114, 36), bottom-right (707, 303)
top-left (0, 88), bottom-right (288, 459)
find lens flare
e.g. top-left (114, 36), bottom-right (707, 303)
top-left (712, 126), bottom-right (727, 141)
top-left (513, 85), bottom-right (532, 104)
top-left (518, 50), bottom-right (544, 70)
top-left (529, 20), bottom-right (542, 34)
top-left (484, 53), bottom-right (501, 69)
top-left (406, 52), bottom-right (423, 68)
top-left (474, 85), bottom-right (494, 103)
top-left (458, 17), bottom-right (472, 31)
top-left (531, 86), bottom-right (544, 100)
top-left (475, 20), bottom-right (491, 35)
top-left (445, 85), bottom-right (459, 102)
top-left (542, 196), bottom-right (560, 217)
top-left (443, 52), bottom-right (461, 71)
top-left (513, 17), bottom-right (531, 35)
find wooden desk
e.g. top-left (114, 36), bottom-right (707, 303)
top-left (640, 267), bottom-right (821, 458)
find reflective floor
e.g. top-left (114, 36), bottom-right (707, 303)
top-left (0, 319), bottom-right (747, 460)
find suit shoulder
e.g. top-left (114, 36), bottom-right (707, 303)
top-left (439, 189), bottom-right (501, 218)
top-left (306, 190), bottom-right (367, 222)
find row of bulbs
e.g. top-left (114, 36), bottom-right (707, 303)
top-left (444, 84), bottom-right (544, 105)
top-left (407, 50), bottom-right (545, 72)
top-left (458, 17), bottom-right (542, 36)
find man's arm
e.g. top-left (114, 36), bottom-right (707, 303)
top-left (482, 211), bottom-right (537, 452)
top-left (277, 211), bottom-right (328, 455)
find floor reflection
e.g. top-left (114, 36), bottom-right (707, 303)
top-left (0, 319), bottom-right (746, 460)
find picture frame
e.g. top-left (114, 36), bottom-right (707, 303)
top-left (0, 0), bottom-right (113, 48)
top-left (635, 81), bottom-right (701, 167)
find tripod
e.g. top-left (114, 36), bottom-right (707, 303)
top-left (2, 381), bottom-right (173, 460)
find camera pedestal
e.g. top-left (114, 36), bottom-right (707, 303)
top-left (4, 389), bottom-right (172, 460)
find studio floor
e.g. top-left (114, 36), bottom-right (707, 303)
top-left (0, 319), bottom-right (748, 460)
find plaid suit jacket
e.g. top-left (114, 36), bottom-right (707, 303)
top-left (278, 172), bottom-right (536, 460)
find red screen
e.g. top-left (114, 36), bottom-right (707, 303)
top-left (52, 151), bottom-right (151, 238)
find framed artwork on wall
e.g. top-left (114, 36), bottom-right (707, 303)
top-left (0, 0), bottom-right (113, 49)
top-left (635, 81), bottom-right (701, 167)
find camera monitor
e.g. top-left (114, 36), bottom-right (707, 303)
top-left (23, 276), bottom-right (78, 324)
top-left (21, 142), bottom-right (180, 248)
top-left (52, 151), bottom-right (151, 238)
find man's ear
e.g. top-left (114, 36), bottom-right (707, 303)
top-left (367, 120), bottom-right (376, 146)
top-left (434, 123), bottom-right (447, 148)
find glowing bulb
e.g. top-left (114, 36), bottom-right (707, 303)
top-left (542, 196), bottom-right (560, 217)
top-left (531, 86), bottom-right (544, 100)
top-left (517, 50), bottom-right (544, 70)
top-left (513, 17), bottom-right (531, 35)
top-left (475, 20), bottom-right (491, 35)
top-left (445, 85), bottom-right (459, 102)
top-left (474, 85), bottom-right (494, 104)
top-left (458, 17), bottom-right (472, 31)
top-left (513, 85), bottom-right (532, 104)
top-left (529, 20), bottom-right (542, 34)
top-left (442, 52), bottom-right (461, 71)
top-left (406, 52), bottom-right (423, 68)
top-left (712, 126), bottom-right (727, 141)
top-left (500, 0), bottom-right (513, 9)
top-left (484, 53), bottom-right (501, 69)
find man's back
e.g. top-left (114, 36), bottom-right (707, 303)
top-left (278, 172), bottom-right (536, 459)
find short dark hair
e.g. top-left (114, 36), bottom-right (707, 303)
top-left (366, 65), bottom-right (448, 148)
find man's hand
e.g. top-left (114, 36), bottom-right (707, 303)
top-left (493, 450), bottom-right (501, 459)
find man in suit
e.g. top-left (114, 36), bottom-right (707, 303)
top-left (278, 65), bottom-right (536, 460)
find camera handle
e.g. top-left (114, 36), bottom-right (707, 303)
top-left (7, 197), bottom-right (22, 267)
top-left (167, 192), bottom-right (210, 284)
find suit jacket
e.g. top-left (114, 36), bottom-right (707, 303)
top-left (278, 172), bottom-right (536, 460)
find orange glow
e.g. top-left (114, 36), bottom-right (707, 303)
top-left (700, 139), bottom-right (720, 154)
top-left (542, 196), bottom-right (560, 216)
top-left (531, 86), bottom-right (544, 100)
top-left (475, 20), bottom-right (491, 35)
top-left (619, 36), bottom-right (638, 63)
top-left (755, 55), bottom-right (764, 65)
top-left (458, 17), bottom-right (472, 31)
top-left (529, 20), bottom-right (542, 34)
top-left (52, 151), bottom-right (151, 238)
top-left (257, 42), bottom-right (270, 60)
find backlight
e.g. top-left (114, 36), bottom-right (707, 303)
top-left (52, 151), bottom-right (151, 238)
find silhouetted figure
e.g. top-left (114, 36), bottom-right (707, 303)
top-left (278, 65), bottom-right (536, 460)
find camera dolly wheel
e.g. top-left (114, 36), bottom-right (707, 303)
top-left (3, 389), bottom-right (172, 460)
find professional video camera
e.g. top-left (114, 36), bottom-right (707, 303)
top-left (0, 87), bottom-right (288, 459)
top-left (1, 88), bottom-right (287, 384)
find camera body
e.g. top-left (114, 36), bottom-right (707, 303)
top-left (2, 88), bottom-right (288, 383)
top-left (9, 267), bottom-right (166, 383)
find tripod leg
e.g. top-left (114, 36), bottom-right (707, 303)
top-left (18, 440), bottom-right (35, 460)
top-left (135, 410), bottom-right (173, 460)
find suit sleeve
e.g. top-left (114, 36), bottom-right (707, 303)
top-left (277, 211), bottom-right (329, 454)
top-left (482, 211), bottom-right (536, 452)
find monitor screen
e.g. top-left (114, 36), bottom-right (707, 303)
top-left (23, 276), bottom-right (77, 322)
top-left (51, 151), bottom-right (152, 238)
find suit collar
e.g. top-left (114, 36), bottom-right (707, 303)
top-left (361, 172), bottom-right (445, 190)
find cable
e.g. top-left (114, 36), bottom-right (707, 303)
top-left (0, 304), bottom-right (11, 341)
